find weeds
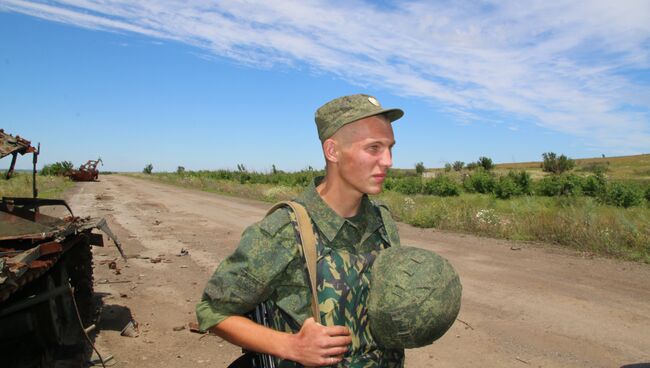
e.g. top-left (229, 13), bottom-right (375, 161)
top-left (131, 169), bottom-right (650, 263)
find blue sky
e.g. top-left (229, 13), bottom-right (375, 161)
top-left (1, 0), bottom-right (649, 172)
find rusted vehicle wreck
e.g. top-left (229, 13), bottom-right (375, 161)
top-left (0, 130), bottom-right (124, 367)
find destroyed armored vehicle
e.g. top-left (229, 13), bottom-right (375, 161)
top-left (66, 159), bottom-right (102, 182)
top-left (0, 130), bottom-right (124, 367)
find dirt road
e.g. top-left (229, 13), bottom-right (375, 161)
top-left (66, 175), bottom-right (650, 368)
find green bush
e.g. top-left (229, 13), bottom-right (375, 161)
top-left (477, 156), bottom-right (494, 171)
top-left (143, 164), bottom-right (153, 174)
top-left (645, 186), bottom-right (650, 203)
top-left (541, 152), bottom-right (575, 174)
top-left (422, 175), bottom-right (460, 196)
top-left (494, 176), bottom-right (519, 199)
top-left (452, 161), bottom-right (464, 171)
top-left (40, 161), bottom-right (73, 176)
top-left (466, 162), bottom-right (478, 171)
top-left (581, 173), bottom-right (607, 197)
top-left (392, 176), bottom-right (424, 195)
top-left (599, 182), bottom-right (644, 208)
top-left (415, 162), bottom-right (425, 175)
top-left (507, 170), bottom-right (532, 195)
top-left (464, 170), bottom-right (495, 194)
top-left (535, 174), bottom-right (582, 196)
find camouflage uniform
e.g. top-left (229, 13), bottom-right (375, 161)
top-left (196, 177), bottom-right (404, 367)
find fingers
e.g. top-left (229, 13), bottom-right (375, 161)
top-left (318, 355), bottom-right (343, 367)
top-left (323, 345), bottom-right (348, 356)
top-left (324, 324), bottom-right (350, 337)
top-left (322, 335), bottom-right (351, 348)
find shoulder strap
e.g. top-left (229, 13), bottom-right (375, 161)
top-left (267, 201), bottom-right (321, 324)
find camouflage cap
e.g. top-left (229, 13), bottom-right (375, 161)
top-left (315, 94), bottom-right (404, 142)
top-left (368, 246), bottom-right (462, 349)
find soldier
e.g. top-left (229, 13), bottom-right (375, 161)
top-left (196, 94), bottom-right (406, 367)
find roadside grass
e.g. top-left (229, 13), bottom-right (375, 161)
top-left (132, 171), bottom-right (650, 264)
top-left (128, 173), bottom-right (302, 202)
top-left (378, 192), bottom-right (650, 263)
top-left (0, 172), bottom-right (74, 199)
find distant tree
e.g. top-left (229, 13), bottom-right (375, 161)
top-left (415, 162), bottom-right (425, 175)
top-left (176, 166), bottom-right (185, 175)
top-left (272, 164), bottom-right (278, 175)
top-left (541, 152), bottom-right (575, 174)
top-left (466, 162), bottom-right (478, 171)
top-left (477, 156), bottom-right (494, 171)
top-left (237, 163), bottom-right (247, 172)
top-left (143, 164), bottom-right (153, 174)
top-left (444, 163), bottom-right (452, 172)
top-left (452, 161), bottom-right (465, 171)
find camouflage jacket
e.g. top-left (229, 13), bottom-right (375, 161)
top-left (196, 177), bottom-right (404, 367)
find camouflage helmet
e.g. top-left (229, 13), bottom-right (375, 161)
top-left (368, 246), bottom-right (462, 349)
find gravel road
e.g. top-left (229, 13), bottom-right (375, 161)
top-left (65, 175), bottom-right (650, 368)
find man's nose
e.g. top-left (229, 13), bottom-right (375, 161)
top-left (380, 148), bottom-right (393, 168)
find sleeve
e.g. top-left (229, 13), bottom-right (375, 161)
top-left (195, 211), bottom-right (298, 331)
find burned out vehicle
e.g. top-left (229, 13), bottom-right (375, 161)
top-left (66, 159), bottom-right (102, 182)
top-left (0, 130), bottom-right (124, 367)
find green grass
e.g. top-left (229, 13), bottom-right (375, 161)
top-left (127, 173), bottom-right (302, 202)
top-left (378, 192), bottom-right (650, 263)
top-left (0, 172), bottom-right (75, 199)
top-left (425, 154), bottom-right (650, 184)
top-left (132, 171), bottom-right (650, 264)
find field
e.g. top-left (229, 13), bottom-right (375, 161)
top-left (126, 153), bottom-right (650, 263)
top-left (0, 172), bottom-right (74, 198)
top-left (3, 153), bottom-right (649, 263)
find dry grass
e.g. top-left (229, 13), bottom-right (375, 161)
top-left (134, 171), bottom-right (650, 263)
top-left (0, 172), bottom-right (74, 199)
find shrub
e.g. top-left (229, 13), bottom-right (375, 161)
top-left (392, 176), bottom-right (423, 195)
top-left (452, 161), bottom-right (464, 171)
top-left (40, 161), bottom-right (74, 176)
top-left (536, 174), bottom-right (582, 196)
top-left (444, 163), bottom-right (452, 172)
top-left (177, 166), bottom-right (186, 175)
top-left (581, 173), bottom-right (607, 197)
top-left (599, 182), bottom-right (644, 208)
top-left (494, 175), bottom-right (519, 199)
top-left (477, 156), bottom-right (494, 171)
top-left (507, 170), bottom-right (532, 195)
top-left (143, 164), bottom-right (153, 174)
top-left (415, 162), bottom-right (425, 175)
top-left (541, 152), bottom-right (575, 174)
top-left (422, 175), bottom-right (460, 196)
top-left (645, 186), bottom-right (650, 203)
top-left (464, 170), bottom-right (495, 194)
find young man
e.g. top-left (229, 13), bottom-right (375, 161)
top-left (196, 94), bottom-right (405, 367)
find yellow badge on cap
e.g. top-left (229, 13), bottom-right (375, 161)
top-left (368, 97), bottom-right (380, 106)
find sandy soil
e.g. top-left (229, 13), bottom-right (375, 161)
top-left (64, 175), bottom-right (650, 368)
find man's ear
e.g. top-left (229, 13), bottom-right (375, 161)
top-left (322, 138), bottom-right (339, 163)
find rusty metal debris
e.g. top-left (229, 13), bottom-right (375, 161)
top-left (0, 129), bottom-right (36, 180)
top-left (67, 158), bottom-right (103, 182)
top-left (1, 129), bottom-right (124, 366)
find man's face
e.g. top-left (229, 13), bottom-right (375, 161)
top-left (330, 115), bottom-right (395, 196)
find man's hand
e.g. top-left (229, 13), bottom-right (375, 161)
top-left (288, 317), bottom-right (352, 367)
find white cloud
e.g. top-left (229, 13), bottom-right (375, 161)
top-left (2, 0), bottom-right (649, 150)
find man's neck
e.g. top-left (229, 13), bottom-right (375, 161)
top-left (316, 176), bottom-right (363, 218)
